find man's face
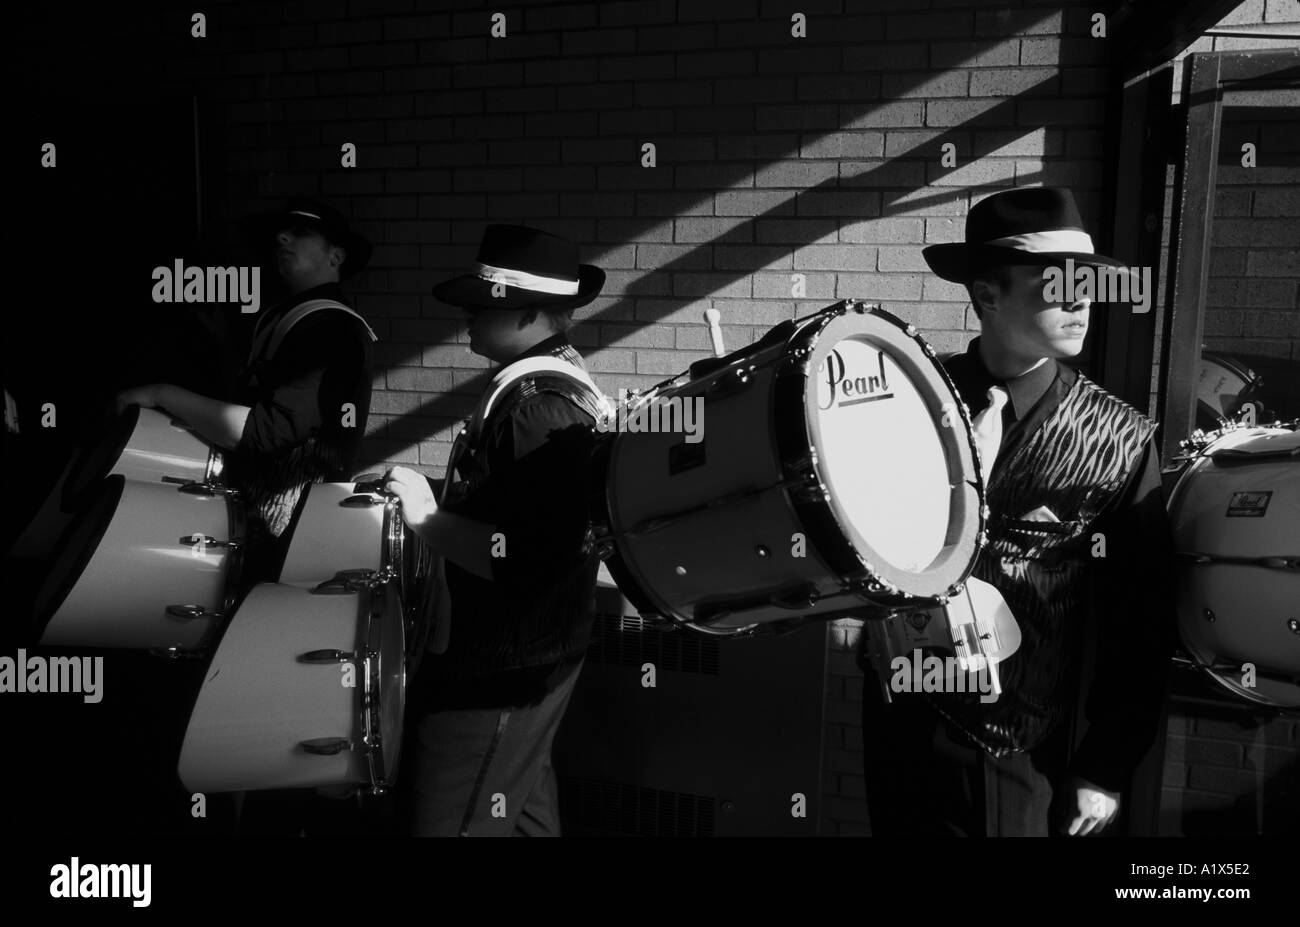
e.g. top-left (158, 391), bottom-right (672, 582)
top-left (464, 306), bottom-right (549, 362)
top-left (974, 263), bottom-right (1090, 361)
top-left (275, 224), bottom-right (343, 287)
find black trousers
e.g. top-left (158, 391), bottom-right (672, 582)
top-left (406, 658), bottom-right (585, 837)
top-left (861, 684), bottom-right (1073, 837)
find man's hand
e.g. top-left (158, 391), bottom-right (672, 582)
top-left (1060, 777), bottom-right (1119, 836)
top-left (115, 384), bottom-right (163, 415)
top-left (384, 465), bottom-right (438, 530)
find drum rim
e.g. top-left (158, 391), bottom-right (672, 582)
top-left (789, 305), bottom-right (983, 599)
top-left (361, 579), bottom-right (406, 790)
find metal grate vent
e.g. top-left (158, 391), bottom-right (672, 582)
top-left (585, 613), bottom-right (721, 675)
top-left (559, 777), bottom-right (716, 837)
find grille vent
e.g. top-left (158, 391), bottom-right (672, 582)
top-left (560, 777), bottom-right (716, 837)
top-left (585, 613), bottom-right (721, 675)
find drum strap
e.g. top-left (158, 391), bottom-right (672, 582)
top-left (250, 298), bottom-right (378, 363)
top-left (469, 356), bottom-right (611, 444)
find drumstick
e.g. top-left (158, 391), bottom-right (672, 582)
top-left (704, 308), bottom-right (726, 358)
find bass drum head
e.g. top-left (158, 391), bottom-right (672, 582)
top-left (62, 407), bottom-right (140, 510)
top-left (31, 475), bottom-right (125, 639)
top-left (802, 309), bottom-right (981, 598)
top-left (1170, 425), bottom-right (1300, 709)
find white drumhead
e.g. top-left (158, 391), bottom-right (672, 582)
top-left (813, 336), bottom-right (952, 573)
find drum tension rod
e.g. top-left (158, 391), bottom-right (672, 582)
top-left (1177, 552), bottom-right (1300, 571)
top-left (177, 534), bottom-right (241, 549)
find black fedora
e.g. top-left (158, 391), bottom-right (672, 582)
top-left (923, 187), bottom-right (1126, 284)
top-left (244, 197), bottom-right (373, 278)
top-left (433, 225), bottom-right (605, 311)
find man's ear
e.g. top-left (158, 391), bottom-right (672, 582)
top-left (329, 245), bottom-right (346, 269)
top-left (970, 278), bottom-right (998, 315)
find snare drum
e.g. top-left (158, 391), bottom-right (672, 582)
top-left (177, 578), bottom-right (405, 794)
top-left (32, 475), bottom-right (243, 650)
top-left (1168, 422), bottom-right (1300, 708)
top-left (278, 481), bottom-right (403, 587)
top-left (63, 406), bottom-right (225, 508)
top-left (591, 300), bottom-right (984, 631)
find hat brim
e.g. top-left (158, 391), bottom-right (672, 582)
top-left (432, 265), bottom-right (606, 312)
top-left (923, 243), bottom-right (1127, 284)
top-left (242, 212), bottom-right (373, 279)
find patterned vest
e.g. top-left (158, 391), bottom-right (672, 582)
top-left (931, 372), bottom-right (1157, 756)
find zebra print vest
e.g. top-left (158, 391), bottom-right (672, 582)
top-left (932, 372), bottom-right (1157, 756)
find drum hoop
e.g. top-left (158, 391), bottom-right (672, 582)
top-left (359, 579), bottom-right (405, 791)
top-left (586, 435), bottom-right (668, 620)
top-left (1200, 351), bottom-right (1263, 390)
top-left (787, 303), bottom-right (983, 599)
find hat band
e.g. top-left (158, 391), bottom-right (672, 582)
top-left (985, 230), bottom-right (1095, 254)
top-left (289, 210), bottom-right (323, 221)
top-left (474, 262), bottom-right (579, 296)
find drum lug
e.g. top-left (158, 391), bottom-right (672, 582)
top-left (312, 569), bottom-right (383, 594)
top-left (340, 492), bottom-right (390, 508)
top-left (148, 646), bottom-right (205, 660)
top-left (298, 649), bottom-right (358, 664)
top-left (706, 365), bottom-right (757, 400)
top-left (169, 478), bottom-right (238, 498)
top-left (166, 604), bottom-right (222, 621)
top-left (299, 737), bottom-right (352, 756)
top-left (177, 534), bottom-right (240, 550)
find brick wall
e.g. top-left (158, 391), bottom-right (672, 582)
top-left (24, 0), bottom-right (1279, 835)
top-left (164, 0), bottom-right (1117, 838)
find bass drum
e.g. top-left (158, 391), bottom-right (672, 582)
top-left (591, 300), bottom-right (984, 631)
top-left (31, 475), bottom-right (242, 651)
top-left (63, 406), bottom-right (226, 509)
top-left (1168, 422), bottom-right (1300, 708)
top-left (178, 578), bottom-right (405, 794)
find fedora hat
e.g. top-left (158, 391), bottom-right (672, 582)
top-left (244, 197), bottom-right (373, 279)
top-left (923, 187), bottom-right (1126, 284)
top-left (433, 225), bottom-right (605, 312)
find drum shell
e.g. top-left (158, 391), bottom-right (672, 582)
top-left (1169, 425), bottom-right (1300, 708)
top-left (178, 581), bottom-right (405, 793)
top-left (278, 482), bottom-right (397, 585)
top-left (601, 347), bottom-right (850, 628)
top-left (36, 477), bottom-right (238, 650)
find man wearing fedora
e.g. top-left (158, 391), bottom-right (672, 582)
top-left (384, 225), bottom-right (608, 836)
top-left (117, 197), bottom-right (377, 583)
top-left (860, 187), bottom-right (1176, 837)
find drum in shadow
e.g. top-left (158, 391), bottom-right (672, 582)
top-left (31, 475), bottom-right (242, 651)
top-left (62, 406), bottom-right (226, 509)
